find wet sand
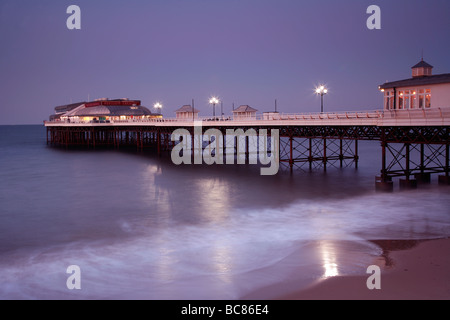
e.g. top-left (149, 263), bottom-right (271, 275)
top-left (244, 238), bottom-right (450, 300)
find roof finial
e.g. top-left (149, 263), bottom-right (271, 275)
top-left (421, 49), bottom-right (424, 61)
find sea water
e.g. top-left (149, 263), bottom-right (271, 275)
top-left (0, 125), bottom-right (449, 299)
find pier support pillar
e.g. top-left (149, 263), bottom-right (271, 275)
top-left (376, 141), bottom-right (393, 192)
top-left (157, 130), bottom-right (161, 157)
top-left (245, 136), bottom-right (250, 163)
top-left (399, 178), bottom-right (418, 190)
top-left (399, 143), bottom-right (417, 189)
top-left (439, 143), bottom-right (450, 185)
top-left (414, 172), bottom-right (431, 184)
top-left (438, 175), bottom-right (450, 185)
top-left (375, 176), bottom-right (393, 192)
top-left (289, 135), bottom-right (293, 170)
top-left (308, 138), bottom-right (313, 170)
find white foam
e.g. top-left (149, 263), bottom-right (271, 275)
top-left (0, 188), bottom-right (448, 299)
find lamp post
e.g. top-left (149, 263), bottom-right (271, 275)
top-left (153, 102), bottom-right (162, 114)
top-left (209, 96), bottom-right (219, 119)
top-left (315, 86), bottom-right (328, 113)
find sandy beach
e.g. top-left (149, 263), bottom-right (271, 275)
top-left (243, 238), bottom-right (450, 300)
top-left (282, 238), bottom-right (450, 300)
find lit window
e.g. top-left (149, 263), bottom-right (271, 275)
top-left (384, 91), bottom-right (392, 110)
top-left (425, 94), bottom-right (431, 108)
top-left (398, 91), bottom-right (404, 109)
top-left (397, 89), bottom-right (416, 109)
top-left (410, 95), bottom-right (416, 109)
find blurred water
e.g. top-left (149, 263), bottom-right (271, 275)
top-left (0, 125), bottom-right (449, 299)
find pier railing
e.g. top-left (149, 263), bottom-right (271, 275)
top-left (44, 107), bottom-right (450, 126)
top-left (45, 110), bottom-right (384, 124)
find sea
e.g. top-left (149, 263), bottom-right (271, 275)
top-left (0, 125), bottom-right (449, 299)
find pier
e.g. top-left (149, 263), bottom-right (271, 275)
top-left (44, 59), bottom-right (450, 191)
top-left (44, 108), bottom-right (450, 191)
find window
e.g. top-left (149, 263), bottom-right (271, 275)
top-left (425, 93), bottom-right (431, 108)
top-left (402, 88), bottom-right (431, 109)
top-left (404, 95), bottom-right (410, 110)
top-left (410, 94), bottom-right (416, 109)
top-left (411, 91), bottom-right (417, 109)
top-left (398, 89), bottom-right (415, 109)
top-left (398, 91), bottom-right (404, 109)
top-left (385, 91), bottom-right (390, 110)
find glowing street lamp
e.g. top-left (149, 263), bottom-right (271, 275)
top-left (315, 85), bottom-right (328, 113)
top-left (209, 96), bottom-right (219, 118)
top-left (154, 102), bottom-right (162, 109)
top-left (153, 102), bottom-right (162, 113)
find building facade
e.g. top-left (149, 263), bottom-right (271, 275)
top-left (50, 99), bottom-right (161, 123)
top-left (232, 105), bottom-right (258, 120)
top-left (175, 105), bottom-right (200, 119)
top-left (379, 60), bottom-right (450, 111)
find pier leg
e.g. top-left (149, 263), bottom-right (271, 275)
top-left (191, 128), bottom-right (195, 164)
top-left (400, 143), bottom-right (417, 189)
top-left (354, 139), bottom-right (359, 169)
top-left (164, 133), bottom-right (168, 153)
top-left (223, 131), bottom-right (226, 164)
top-left (308, 138), bottom-right (313, 170)
top-left (157, 131), bottom-right (161, 157)
top-left (439, 143), bottom-right (450, 185)
top-left (289, 135), bottom-right (293, 170)
top-left (415, 144), bottom-right (430, 184)
top-left (114, 128), bottom-right (117, 149)
top-left (245, 136), bottom-right (249, 163)
top-left (137, 131), bottom-right (141, 151)
top-left (323, 138), bottom-right (327, 172)
top-left (376, 141), bottom-right (393, 192)
top-left (65, 128), bottom-right (69, 149)
top-left (92, 128), bottom-right (96, 149)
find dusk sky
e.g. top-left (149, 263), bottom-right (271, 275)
top-left (0, 0), bottom-right (449, 124)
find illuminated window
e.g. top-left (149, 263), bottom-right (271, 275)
top-left (410, 94), bottom-right (416, 109)
top-left (419, 95), bottom-right (424, 108)
top-left (384, 91), bottom-right (391, 110)
top-left (398, 90), bottom-right (415, 109)
top-left (404, 95), bottom-right (410, 110)
top-left (425, 93), bottom-right (431, 108)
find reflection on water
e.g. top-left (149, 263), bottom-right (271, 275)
top-left (195, 176), bottom-right (231, 224)
top-left (0, 126), bottom-right (449, 299)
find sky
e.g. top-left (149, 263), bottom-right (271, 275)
top-left (0, 0), bottom-right (449, 124)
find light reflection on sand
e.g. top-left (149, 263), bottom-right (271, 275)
top-left (319, 240), bottom-right (339, 278)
